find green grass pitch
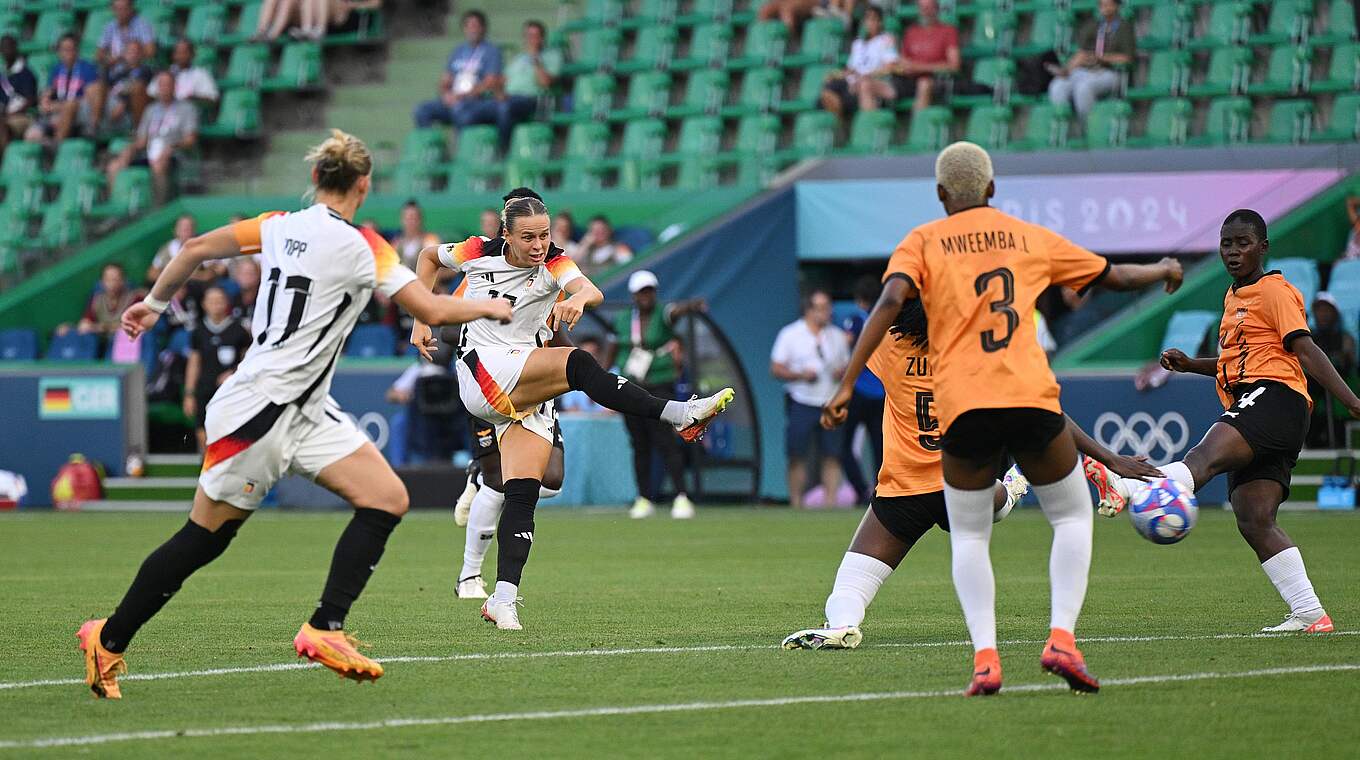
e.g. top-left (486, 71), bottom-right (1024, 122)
top-left (1, 507), bottom-right (1358, 757)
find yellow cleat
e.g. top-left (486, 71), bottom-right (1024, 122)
top-left (77, 618), bottom-right (126, 699)
top-left (293, 623), bottom-right (384, 682)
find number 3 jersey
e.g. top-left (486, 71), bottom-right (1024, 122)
top-left (437, 236), bottom-right (582, 353)
top-left (225, 204), bottom-right (418, 421)
top-left (886, 205), bottom-right (1110, 433)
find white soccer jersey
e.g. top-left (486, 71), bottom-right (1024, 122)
top-left (227, 204), bottom-right (418, 421)
top-left (437, 236), bottom-right (583, 353)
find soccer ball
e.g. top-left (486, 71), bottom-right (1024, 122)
top-left (1127, 477), bottom-right (1198, 545)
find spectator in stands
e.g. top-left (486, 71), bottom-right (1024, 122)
top-left (0, 35), bottom-right (38, 153)
top-left (323, 1), bottom-right (382, 39)
top-left (255, 0), bottom-right (302, 41)
top-left (24, 34), bottom-right (97, 145)
top-left (553, 211), bottom-right (581, 261)
top-left (412, 10), bottom-right (504, 132)
top-left (394, 199), bottom-right (441, 270)
top-left (861, 0), bottom-right (959, 113)
top-left (772, 288), bottom-right (850, 509)
top-left (1306, 292), bottom-right (1357, 448)
top-left (479, 207), bottom-right (500, 239)
top-left (64, 262), bottom-right (140, 340)
top-left (106, 71), bottom-right (199, 205)
top-left (183, 286), bottom-right (252, 451)
top-left (97, 0), bottom-right (157, 67)
top-left (84, 39), bottom-right (153, 137)
top-left (148, 214), bottom-right (196, 281)
top-left (819, 5), bottom-right (898, 124)
top-left (1342, 196), bottom-right (1360, 261)
top-left (837, 277), bottom-right (885, 505)
top-left (497, 20), bottom-right (560, 150)
top-left (578, 215), bottom-right (634, 276)
top-left (1047, 0), bottom-right (1135, 120)
top-left (230, 256), bottom-right (261, 321)
top-left (150, 40), bottom-right (219, 106)
top-left (757, 0), bottom-right (820, 34)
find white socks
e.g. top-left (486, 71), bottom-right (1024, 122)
top-left (493, 580), bottom-right (519, 602)
top-left (1118, 461), bottom-right (1196, 501)
top-left (460, 485), bottom-right (505, 581)
top-left (661, 400), bottom-right (688, 426)
top-left (824, 552), bottom-right (893, 628)
top-left (1261, 546), bottom-right (1324, 617)
top-left (1032, 463), bottom-right (1094, 633)
top-left (943, 483), bottom-right (997, 652)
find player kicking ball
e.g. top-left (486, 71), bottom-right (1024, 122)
top-left (782, 296), bottom-right (1160, 652)
top-left (1110, 209), bottom-right (1360, 634)
top-left (77, 130), bottom-right (513, 698)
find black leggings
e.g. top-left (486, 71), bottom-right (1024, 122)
top-left (624, 382), bottom-right (688, 500)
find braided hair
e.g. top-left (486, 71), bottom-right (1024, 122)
top-left (888, 298), bottom-right (929, 349)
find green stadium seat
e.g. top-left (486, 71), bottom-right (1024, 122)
top-left (1317, 93), bottom-right (1360, 141)
top-left (1015, 7), bottom-right (1073, 57)
top-left (731, 20), bottom-right (788, 68)
top-left (323, 8), bottom-right (384, 46)
top-left (504, 159), bottom-right (547, 191)
top-left (1, 177), bottom-right (43, 217)
top-left (1082, 99), bottom-right (1131, 147)
top-left (730, 113), bottom-right (781, 185)
top-left (90, 167), bottom-right (151, 219)
top-left (199, 89), bottom-right (262, 139)
top-left (563, 27), bottom-right (622, 75)
top-left (145, 4), bottom-right (175, 49)
top-left (780, 110), bottom-right (836, 161)
top-left (184, 3), bottom-right (226, 45)
top-left (628, 0), bottom-right (679, 28)
top-left (1129, 97), bottom-right (1191, 147)
top-left (36, 204), bottom-right (82, 249)
top-left (673, 23), bottom-right (733, 70)
top-left (1318, 0), bottom-right (1359, 44)
top-left (79, 8), bottom-right (113, 58)
top-left (23, 9), bottom-right (73, 54)
top-left (963, 104), bottom-right (1011, 149)
top-left (670, 69), bottom-right (729, 117)
top-left (1126, 50), bottom-right (1190, 100)
top-left (27, 53), bottom-right (57, 89)
top-left (1194, 96), bottom-right (1252, 145)
top-left (1139, 2), bottom-right (1193, 50)
top-left (618, 119), bottom-right (668, 190)
top-left (1186, 46), bottom-right (1251, 97)
top-left (1314, 44), bottom-right (1359, 93)
top-left (1251, 46), bottom-right (1312, 96)
top-left (1159, 311), bottom-right (1218, 355)
top-left (507, 123), bottom-right (553, 164)
top-left (45, 138), bottom-right (97, 185)
top-left (222, 2), bottom-right (264, 45)
top-left (194, 45), bottom-right (219, 69)
top-left (398, 128), bottom-right (448, 168)
top-left (846, 109), bottom-right (897, 154)
top-left (616, 71), bottom-right (672, 119)
top-left (617, 24), bottom-right (677, 73)
top-left (565, 122), bottom-right (610, 161)
top-left (263, 42), bottom-right (323, 92)
top-left (564, 0), bottom-right (625, 31)
top-left (220, 44), bottom-right (270, 90)
top-left (1189, 1), bottom-right (1250, 50)
top-left (673, 116), bottom-right (724, 189)
top-left (903, 105), bottom-right (952, 152)
top-left (555, 73), bottom-right (616, 122)
top-left (1271, 258), bottom-right (1319, 305)
top-left (560, 160), bottom-right (609, 193)
top-left (0, 244), bottom-right (19, 281)
top-left (952, 57), bottom-right (1013, 108)
top-left (0, 202), bottom-right (27, 252)
top-left (723, 68), bottom-right (782, 116)
top-left (0, 12), bottom-right (18, 41)
top-left (678, 0), bottom-right (735, 26)
top-left (443, 125), bottom-right (500, 190)
top-left (964, 8), bottom-right (1016, 57)
top-left (1250, 0), bottom-right (1314, 45)
top-left (787, 16), bottom-right (846, 66)
top-left (53, 173), bottom-right (99, 216)
top-left (1265, 99), bottom-right (1314, 143)
top-left (0, 142), bottom-right (41, 183)
top-left (779, 65), bottom-right (836, 113)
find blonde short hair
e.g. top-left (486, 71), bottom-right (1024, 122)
top-left (934, 141), bottom-right (994, 206)
top-left (305, 128), bottom-right (372, 193)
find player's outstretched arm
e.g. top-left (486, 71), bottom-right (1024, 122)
top-left (1160, 348), bottom-right (1216, 377)
top-left (1100, 257), bottom-right (1184, 293)
top-left (1065, 414), bottom-right (1162, 479)
top-left (1292, 335), bottom-right (1360, 419)
top-left (121, 225), bottom-right (244, 338)
top-left (551, 276), bottom-right (603, 332)
top-left (821, 275), bottom-right (916, 429)
top-left (394, 283), bottom-right (512, 358)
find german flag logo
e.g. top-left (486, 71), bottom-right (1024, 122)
top-left (41, 385), bottom-right (72, 414)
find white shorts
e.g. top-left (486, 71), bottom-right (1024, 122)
top-left (456, 346), bottom-right (557, 443)
top-left (199, 384), bottom-right (369, 509)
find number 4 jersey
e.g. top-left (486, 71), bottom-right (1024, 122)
top-left (885, 205), bottom-right (1110, 434)
top-left (225, 205), bottom-right (418, 422)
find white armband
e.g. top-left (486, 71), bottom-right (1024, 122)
top-left (142, 295), bottom-right (170, 314)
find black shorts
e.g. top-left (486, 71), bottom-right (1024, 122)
top-left (940, 408), bottom-right (1067, 461)
top-left (823, 77), bottom-right (855, 112)
top-left (872, 491), bottom-right (949, 547)
top-left (1219, 380), bottom-right (1309, 500)
top-left (469, 416), bottom-right (564, 459)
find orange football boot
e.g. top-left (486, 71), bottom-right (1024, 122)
top-left (77, 618), bottom-right (126, 699)
top-left (293, 623), bottom-right (384, 682)
top-left (964, 648), bottom-right (1002, 697)
top-left (1040, 628), bottom-right (1100, 693)
top-left (1083, 456), bottom-right (1127, 517)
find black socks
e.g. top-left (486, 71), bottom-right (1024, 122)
top-left (309, 508), bottom-right (402, 631)
top-left (496, 478), bottom-right (541, 586)
top-left (101, 518), bottom-right (244, 653)
top-left (565, 348), bottom-right (668, 420)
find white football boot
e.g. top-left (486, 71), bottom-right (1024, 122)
top-left (674, 388), bottom-right (736, 442)
top-left (481, 596), bottom-right (523, 630)
top-left (629, 497), bottom-right (655, 519)
top-left (1262, 609), bottom-right (1334, 633)
top-left (671, 493), bottom-right (695, 519)
top-left (781, 625), bottom-right (863, 650)
top-left (455, 575), bottom-right (488, 600)
top-left (997, 465), bottom-right (1028, 522)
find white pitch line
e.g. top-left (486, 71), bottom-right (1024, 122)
top-left (2, 663), bottom-right (1357, 751)
top-left (4, 629), bottom-right (1354, 693)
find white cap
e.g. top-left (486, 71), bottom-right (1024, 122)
top-left (628, 270), bottom-right (659, 294)
top-left (1314, 291), bottom-right (1339, 311)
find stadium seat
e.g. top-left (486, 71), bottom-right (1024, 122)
top-left (79, 8), bottom-right (113, 57)
top-left (671, 69), bottom-right (729, 117)
top-left (53, 174), bottom-right (100, 216)
top-left (1139, 2), bottom-right (1193, 50)
top-left (184, 3), bottom-right (226, 45)
top-left (673, 116), bottom-right (723, 188)
top-left (452, 125), bottom-right (499, 167)
top-left (89, 167), bottom-right (152, 218)
top-left (1249, 0), bottom-right (1314, 45)
top-left (507, 123), bottom-right (553, 164)
top-left (220, 44), bottom-right (270, 90)
top-left (846, 109), bottom-right (897, 154)
top-left (561, 72), bottom-right (616, 121)
top-left (1126, 50), bottom-right (1190, 100)
top-left (627, 0), bottom-right (679, 28)
top-left (1187, 46), bottom-right (1252, 97)
top-left (787, 16), bottom-right (846, 66)
top-left (779, 65), bottom-right (836, 113)
top-left (724, 68), bottom-right (783, 116)
top-left (1082, 99), bottom-right (1131, 147)
top-left (963, 104), bottom-right (1011, 149)
top-left (1129, 97), bottom-right (1191, 147)
top-left (0, 142), bottom-right (41, 183)
top-left (616, 71), bottom-right (672, 119)
top-left (617, 24), bottom-right (677, 73)
top-left (1272, 258), bottom-right (1319, 305)
top-left (780, 110), bottom-right (837, 161)
top-left (1012, 101), bottom-right (1071, 150)
top-left (564, 0), bottom-right (625, 31)
top-left (1314, 44), bottom-right (1359, 93)
top-left (1015, 7), bottom-right (1074, 57)
top-left (1159, 310), bottom-right (1218, 355)
top-left (964, 8), bottom-right (1016, 57)
top-left (344, 325), bottom-right (394, 358)
top-left (560, 160), bottom-right (609, 193)
top-left (1189, 1), bottom-right (1250, 50)
top-left (952, 57), bottom-right (1013, 108)
top-left (565, 122), bottom-right (610, 161)
top-left (0, 328), bottom-right (37, 361)
top-left (36, 205), bottom-right (82, 249)
top-left (903, 106), bottom-right (953, 152)
top-left (731, 20), bottom-right (788, 68)
top-left (200, 89), bottom-right (262, 139)
top-left (45, 139), bottom-right (96, 185)
top-left (46, 332), bottom-right (99, 362)
top-left (1318, 0), bottom-right (1359, 44)
top-left (222, 1), bottom-right (264, 45)
top-left (1251, 46), bottom-right (1312, 96)
top-left (730, 113), bottom-right (781, 185)
top-left (673, 23), bottom-right (733, 70)
top-left (1194, 96), bottom-right (1252, 145)
top-left (563, 27), bottom-right (622, 75)
top-left (1328, 260), bottom-right (1360, 333)
top-left (263, 42), bottom-right (323, 92)
top-left (678, 0), bottom-right (735, 26)
top-left (1265, 100), bottom-right (1314, 143)
top-left (23, 9), bottom-right (72, 55)
top-left (398, 128), bottom-right (448, 169)
top-left (1317, 93), bottom-right (1360, 141)
top-left (618, 119), bottom-right (668, 190)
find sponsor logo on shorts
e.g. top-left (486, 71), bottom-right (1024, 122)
top-left (243, 481), bottom-right (256, 494)
top-left (1093, 411), bottom-right (1190, 466)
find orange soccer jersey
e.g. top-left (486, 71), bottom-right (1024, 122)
top-left (1215, 271), bottom-right (1312, 409)
top-left (886, 206), bottom-right (1110, 433)
top-left (867, 335), bottom-right (944, 496)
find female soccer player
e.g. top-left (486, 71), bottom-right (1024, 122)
top-left (76, 130), bottom-right (512, 698)
top-left (1124, 209), bottom-right (1360, 634)
top-left (782, 296), bottom-right (1161, 651)
top-left (410, 192), bottom-right (734, 630)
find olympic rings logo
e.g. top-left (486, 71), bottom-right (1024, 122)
top-left (1093, 411), bottom-right (1190, 466)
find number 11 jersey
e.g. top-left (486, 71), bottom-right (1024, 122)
top-left (885, 205), bottom-right (1109, 433)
